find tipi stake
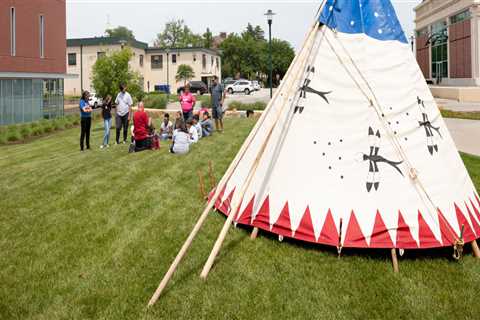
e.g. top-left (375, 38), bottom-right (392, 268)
top-left (208, 161), bottom-right (216, 189)
top-left (200, 22), bottom-right (320, 280)
top-left (471, 240), bottom-right (480, 258)
top-left (197, 170), bottom-right (206, 199)
top-left (391, 248), bottom-right (399, 273)
top-left (250, 227), bottom-right (259, 239)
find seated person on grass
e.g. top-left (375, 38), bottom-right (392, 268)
top-left (192, 114), bottom-right (202, 140)
top-left (200, 111), bottom-right (214, 137)
top-left (170, 119), bottom-right (191, 155)
top-left (133, 102), bottom-right (152, 152)
top-left (186, 119), bottom-right (199, 143)
top-left (160, 113), bottom-right (173, 140)
top-left (173, 111), bottom-right (183, 130)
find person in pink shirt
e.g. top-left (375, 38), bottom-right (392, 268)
top-left (178, 83), bottom-right (196, 121)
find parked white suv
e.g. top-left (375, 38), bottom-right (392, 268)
top-left (252, 80), bottom-right (261, 91)
top-left (88, 93), bottom-right (103, 109)
top-left (226, 80), bottom-right (255, 95)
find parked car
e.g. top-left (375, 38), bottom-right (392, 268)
top-left (88, 93), bottom-right (103, 109)
top-left (226, 80), bottom-right (255, 95)
top-left (252, 80), bottom-right (261, 91)
top-left (223, 79), bottom-right (237, 86)
top-left (177, 81), bottom-right (208, 95)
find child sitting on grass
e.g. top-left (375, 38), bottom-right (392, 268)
top-left (170, 119), bottom-right (190, 155)
top-left (200, 111), bottom-right (213, 137)
top-left (192, 114), bottom-right (202, 141)
top-left (160, 113), bottom-right (173, 140)
top-left (186, 119), bottom-right (199, 143)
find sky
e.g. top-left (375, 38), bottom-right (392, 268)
top-left (67, 0), bottom-right (422, 49)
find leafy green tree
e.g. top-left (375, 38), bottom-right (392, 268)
top-left (175, 64), bottom-right (195, 85)
top-left (242, 23), bottom-right (265, 41)
top-left (105, 26), bottom-right (135, 41)
top-left (154, 20), bottom-right (204, 48)
top-left (91, 48), bottom-right (143, 101)
top-left (203, 28), bottom-right (213, 48)
top-left (261, 38), bottom-right (295, 86)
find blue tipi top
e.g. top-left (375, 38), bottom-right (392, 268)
top-left (319, 0), bottom-right (408, 44)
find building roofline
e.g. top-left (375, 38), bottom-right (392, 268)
top-left (145, 47), bottom-right (220, 56)
top-left (0, 72), bottom-right (76, 79)
top-left (67, 37), bottom-right (148, 49)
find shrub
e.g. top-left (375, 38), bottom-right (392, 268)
top-left (196, 95), bottom-right (211, 108)
top-left (19, 125), bottom-right (32, 140)
top-left (144, 93), bottom-right (168, 109)
top-left (30, 122), bottom-right (43, 136)
top-left (6, 128), bottom-right (22, 142)
top-left (229, 101), bottom-right (267, 111)
top-left (0, 133), bottom-right (6, 145)
top-left (52, 118), bottom-right (66, 131)
top-left (40, 120), bottom-right (54, 133)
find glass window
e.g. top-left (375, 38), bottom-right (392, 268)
top-left (451, 10), bottom-right (471, 24)
top-left (68, 53), bottom-right (77, 66)
top-left (431, 20), bottom-right (448, 79)
top-left (40, 15), bottom-right (45, 58)
top-left (202, 54), bottom-right (206, 69)
top-left (172, 54), bottom-right (177, 64)
top-left (139, 54), bottom-right (144, 67)
top-left (42, 79), bottom-right (64, 120)
top-left (10, 7), bottom-right (15, 56)
top-left (151, 55), bottom-right (163, 69)
top-left (193, 54), bottom-right (197, 62)
top-left (97, 52), bottom-right (106, 59)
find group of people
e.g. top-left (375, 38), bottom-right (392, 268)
top-left (78, 76), bottom-right (226, 155)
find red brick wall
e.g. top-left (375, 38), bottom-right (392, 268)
top-left (449, 19), bottom-right (472, 79)
top-left (0, 0), bottom-right (66, 74)
top-left (416, 35), bottom-right (430, 79)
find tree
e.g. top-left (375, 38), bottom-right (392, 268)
top-left (154, 19), bottom-right (204, 48)
top-left (105, 26), bottom-right (135, 41)
top-left (203, 28), bottom-right (213, 49)
top-left (260, 38), bottom-right (295, 86)
top-left (175, 64), bottom-right (195, 85)
top-left (242, 23), bottom-right (265, 41)
top-left (91, 48), bottom-right (143, 101)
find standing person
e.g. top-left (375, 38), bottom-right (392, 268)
top-left (211, 76), bottom-right (226, 132)
top-left (79, 90), bottom-right (92, 151)
top-left (100, 95), bottom-right (113, 149)
top-left (179, 83), bottom-right (196, 121)
top-left (115, 83), bottom-right (133, 144)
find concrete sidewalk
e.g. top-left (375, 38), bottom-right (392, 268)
top-left (445, 118), bottom-right (480, 156)
top-left (436, 98), bottom-right (480, 112)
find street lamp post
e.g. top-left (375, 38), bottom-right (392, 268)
top-left (265, 9), bottom-right (275, 99)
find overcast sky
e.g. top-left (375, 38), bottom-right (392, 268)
top-left (67, 0), bottom-right (422, 49)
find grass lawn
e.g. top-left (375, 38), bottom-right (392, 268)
top-left (440, 108), bottom-right (480, 121)
top-left (1, 117), bottom-right (480, 319)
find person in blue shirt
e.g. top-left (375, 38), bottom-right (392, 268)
top-left (79, 90), bottom-right (93, 151)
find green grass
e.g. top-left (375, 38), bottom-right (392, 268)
top-left (229, 100), bottom-right (267, 111)
top-left (441, 109), bottom-right (480, 120)
top-left (1, 119), bottom-right (480, 319)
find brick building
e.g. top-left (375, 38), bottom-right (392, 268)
top-left (0, 0), bottom-right (66, 125)
top-left (415, 0), bottom-right (479, 86)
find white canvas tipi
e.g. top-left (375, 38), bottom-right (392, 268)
top-left (148, 0), bottom-right (480, 305)
top-left (213, 0), bottom-right (480, 251)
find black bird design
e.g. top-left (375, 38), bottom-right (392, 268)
top-left (300, 78), bottom-right (331, 104)
top-left (417, 96), bottom-right (442, 155)
top-left (363, 127), bottom-right (404, 192)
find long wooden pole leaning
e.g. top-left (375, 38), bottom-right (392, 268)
top-left (391, 249), bottom-right (399, 273)
top-left (200, 24), bottom-right (320, 280)
top-left (146, 21), bottom-right (317, 307)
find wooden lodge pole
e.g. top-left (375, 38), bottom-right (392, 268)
top-left (200, 23), bottom-right (320, 280)
top-left (146, 19), bottom-right (320, 307)
top-left (391, 249), bottom-right (399, 273)
top-left (471, 240), bottom-right (480, 258)
top-left (250, 227), bottom-right (259, 239)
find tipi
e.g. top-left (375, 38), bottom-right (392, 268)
top-left (148, 0), bottom-right (480, 305)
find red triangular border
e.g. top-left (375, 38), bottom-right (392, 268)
top-left (294, 206), bottom-right (316, 242)
top-left (455, 203), bottom-right (476, 243)
top-left (236, 195), bottom-right (255, 225)
top-left (437, 209), bottom-right (457, 247)
top-left (271, 202), bottom-right (293, 238)
top-left (317, 210), bottom-right (339, 246)
top-left (396, 211), bottom-right (417, 249)
top-left (369, 211), bottom-right (394, 248)
top-left (220, 187), bottom-right (236, 215)
top-left (343, 211), bottom-right (367, 248)
top-left (252, 196), bottom-right (270, 231)
top-left (418, 211), bottom-right (442, 248)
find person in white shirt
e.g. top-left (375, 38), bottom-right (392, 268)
top-left (170, 119), bottom-right (190, 154)
top-left (193, 114), bottom-right (202, 140)
top-left (115, 83), bottom-right (133, 144)
top-left (160, 113), bottom-right (173, 140)
top-left (186, 119), bottom-right (199, 143)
